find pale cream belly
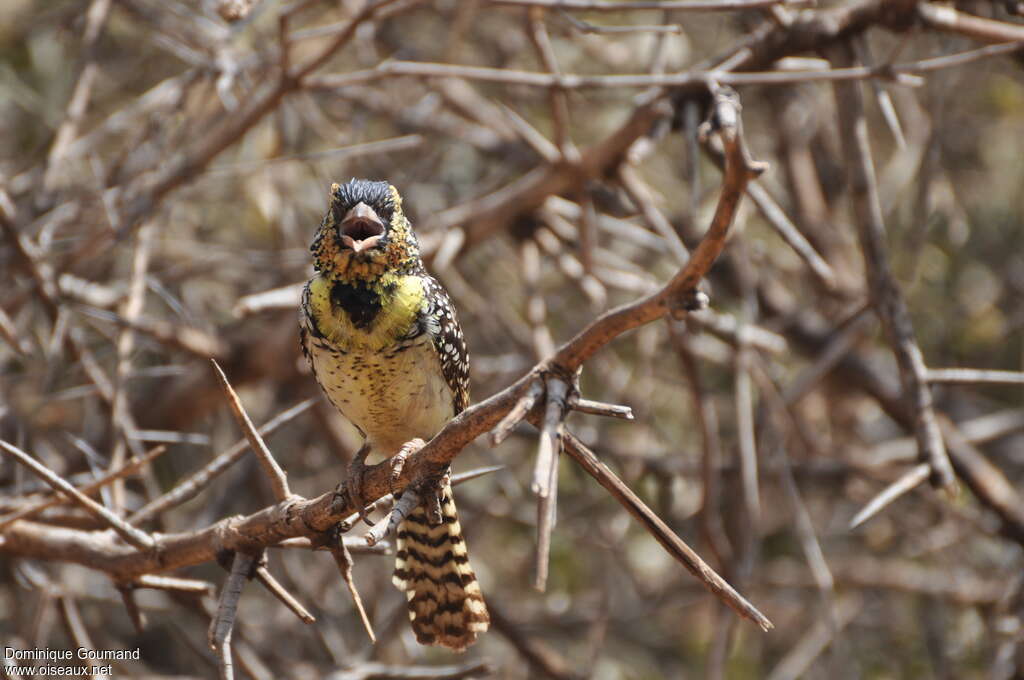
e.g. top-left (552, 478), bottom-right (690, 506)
top-left (312, 338), bottom-right (455, 455)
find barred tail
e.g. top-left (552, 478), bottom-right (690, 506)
top-left (392, 482), bottom-right (489, 651)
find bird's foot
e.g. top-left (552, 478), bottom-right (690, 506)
top-left (420, 468), bottom-right (452, 527)
top-left (361, 438), bottom-right (427, 546)
top-left (388, 438), bottom-right (425, 494)
top-left (336, 442), bottom-right (373, 526)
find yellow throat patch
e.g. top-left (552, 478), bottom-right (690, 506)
top-left (305, 272), bottom-right (425, 352)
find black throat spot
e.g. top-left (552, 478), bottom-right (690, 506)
top-left (330, 281), bottom-right (393, 329)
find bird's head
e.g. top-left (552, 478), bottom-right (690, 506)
top-left (310, 179), bottom-right (420, 283)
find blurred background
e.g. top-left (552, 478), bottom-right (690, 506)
top-left (1, 0), bottom-right (1023, 678)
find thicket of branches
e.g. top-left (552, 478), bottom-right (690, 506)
top-left (2, 0), bottom-right (1024, 678)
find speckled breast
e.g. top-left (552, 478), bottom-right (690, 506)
top-left (309, 335), bottom-right (456, 456)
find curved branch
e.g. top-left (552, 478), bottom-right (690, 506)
top-left (1, 86), bottom-right (767, 627)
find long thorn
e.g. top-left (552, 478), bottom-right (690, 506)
top-left (331, 541), bottom-right (376, 643)
top-left (210, 359), bottom-right (291, 501)
top-left (849, 463), bottom-right (930, 530)
top-left (533, 379), bottom-right (568, 591)
top-left (254, 566), bottom-right (315, 624)
top-left (491, 379), bottom-right (544, 445)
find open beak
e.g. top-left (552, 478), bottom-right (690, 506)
top-left (338, 202), bottom-right (385, 253)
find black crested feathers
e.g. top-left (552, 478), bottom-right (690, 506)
top-left (330, 179), bottom-right (395, 223)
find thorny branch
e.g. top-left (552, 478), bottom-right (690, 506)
top-left (830, 43), bottom-right (955, 493)
top-left (3, 0), bottom-right (1024, 675)
top-left (1, 85), bottom-right (771, 630)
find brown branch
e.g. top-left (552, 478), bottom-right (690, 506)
top-left (526, 7), bottom-right (578, 162)
top-left (490, 0), bottom-right (804, 9)
top-left (0, 87), bottom-right (768, 632)
top-left (210, 359), bottom-right (292, 502)
top-left (108, 222), bottom-right (155, 512)
top-left (92, 0), bottom-right (416, 247)
top-left (561, 431), bottom-right (772, 631)
top-left (410, 89), bottom-right (674, 258)
top-left (0, 440), bottom-right (154, 551)
top-left (532, 378), bottom-right (569, 591)
top-left (918, 3), bottom-right (1024, 43)
top-left (569, 398), bottom-right (634, 421)
top-left (42, 0), bottom-right (112, 192)
top-left (0, 445), bottom-right (167, 531)
top-left (328, 538), bottom-right (377, 644)
top-left (129, 398), bottom-right (313, 524)
top-left (775, 299), bottom-right (1024, 548)
top-left (926, 368), bottom-right (1024, 386)
top-left (942, 419), bottom-right (1024, 545)
top-left (552, 87), bottom-right (765, 371)
top-left (701, 137), bottom-right (837, 290)
top-left (209, 552), bottom-right (253, 680)
top-left (490, 379), bottom-right (544, 446)
top-left (830, 43), bottom-right (955, 493)
top-left (314, 44), bottom-right (1024, 93)
top-left (117, 585), bottom-right (146, 635)
top-left (253, 564), bottom-right (315, 624)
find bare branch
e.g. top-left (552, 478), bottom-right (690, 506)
top-left (135, 574), bottom-right (215, 596)
top-left (254, 564), bottom-right (315, 624)
top-left (569, 398), bottom-right (634, 421)
top-left (830, 44), bottom-right (955, 493)
top-left (490, 379), bottom-right (544, 446)
top-left (129, 399), bottom-right (313, 524)
top-left (918, 3), bottom-right (1024, 43)
top-left (328, 539), bottom-right (377, 644)
top-left (364, 488), bottom-right (420, 547)
top-left (209, 552), bottom-right (254, 680)
top-left (0, 85), bottom-right (770, 634)
top-left (533, 378), bottom-right (569, 591)
top-left (561, 432), bottom-right (773, 631)
top-left (926, 368), bottom-right (1024, 386)
top-left (0, 445), bottom-right (167, 531)
top-left (490, 0), bottom-right (805, 9)
top-left (210, 360), bottom-right (291, 502)
top-left (0, 440), bottom-right (154, 551)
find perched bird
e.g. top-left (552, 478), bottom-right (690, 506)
top-left (300, 179), bottom-right (489, 651)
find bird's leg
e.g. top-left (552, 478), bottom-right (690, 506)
top-left (361, 438), bottom-right (426, 546)
top-left (423, 467), bottom-right (452, 527)
top-left (337, 441), bottom-right (373, 525)
top-left (388, 437), bottom-right (425, 494)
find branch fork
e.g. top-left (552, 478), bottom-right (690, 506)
top-left (0, 79), bottom-right (775, 636)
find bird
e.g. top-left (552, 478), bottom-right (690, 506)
top-left (299, 179), bottom-right (489, 651)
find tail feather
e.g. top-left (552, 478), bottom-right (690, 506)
top-left (392, 483), bottom-right (489, 651)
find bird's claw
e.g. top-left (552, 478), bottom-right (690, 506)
top-left (389, 438), bottom-right (424, 494)
top-left (342, 442), bottom-right (374, 526)
top-left (421, 468), bottom-right (451, 526)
